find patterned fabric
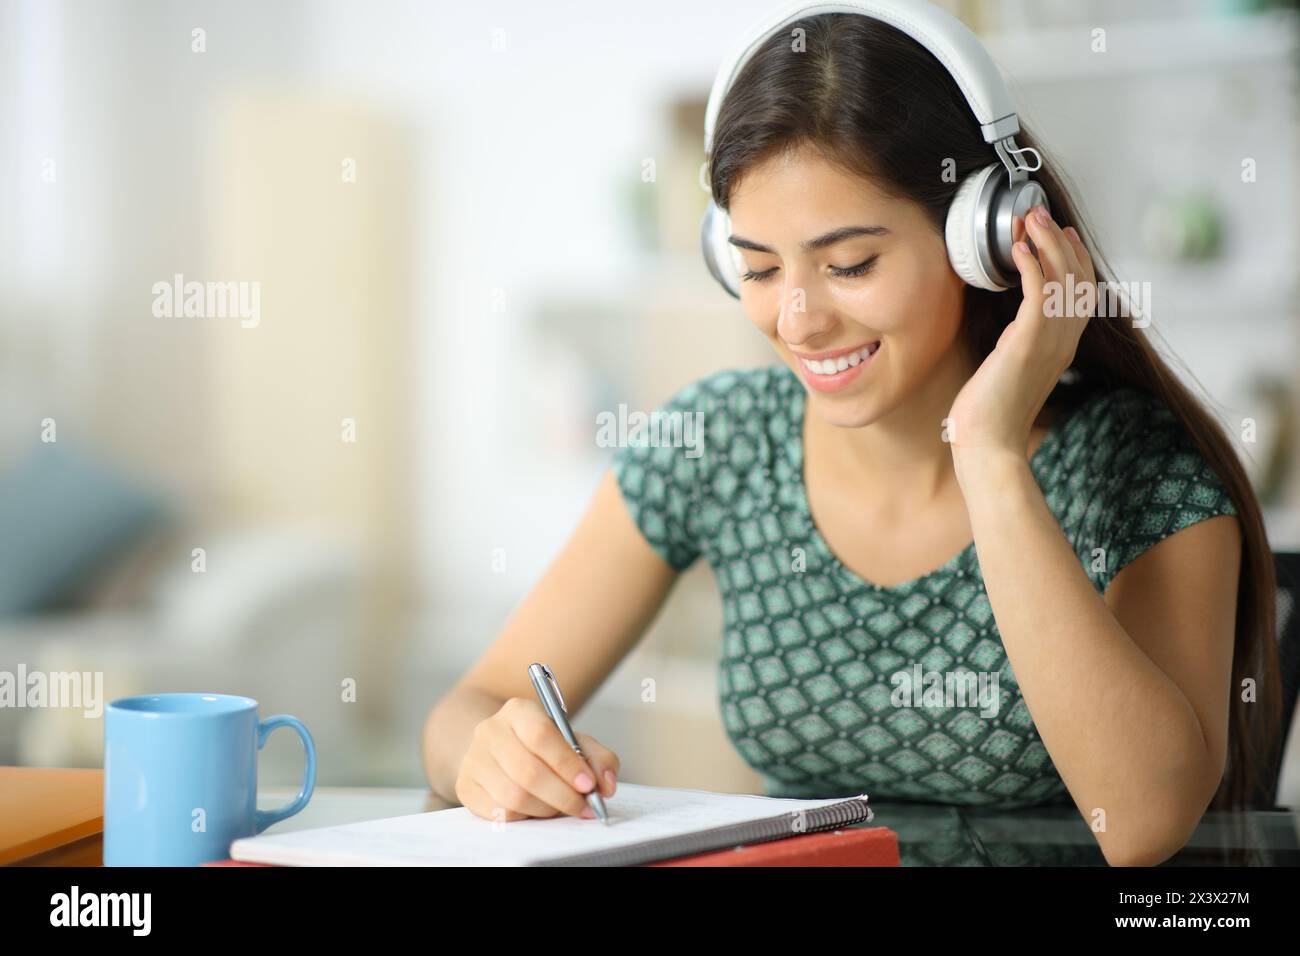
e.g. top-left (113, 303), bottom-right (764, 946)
top-left (612, 365), bottom-right (1239, 808)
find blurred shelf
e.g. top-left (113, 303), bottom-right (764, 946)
top-left (983, 10), bottom-right (1299, 83)
top-left (1112, 259), bottom-right (1299, 322)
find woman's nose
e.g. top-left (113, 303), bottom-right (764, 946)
top-left (776, 276), bottom-right (837, 345)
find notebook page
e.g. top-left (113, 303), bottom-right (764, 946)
top-left (229, 783), bottom-right (861, 867)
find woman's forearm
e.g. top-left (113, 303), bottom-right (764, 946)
top-left (421, 685), bottom-right (508, 804)
top-left (956, 452), bottom-right (1215, 866)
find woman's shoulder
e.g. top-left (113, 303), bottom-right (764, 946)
top-left (1041, 383), bottom-right (1240, 590)
top-left (1044, 382), bottom-right (1239, 516)
top-left (1050, 384), bottom-right (1184, 456)
top-left (608, 365), bottom-right (797, 572)
top-left (654, 364), bottom-right (801, 423)
top-left (1069, 384), bottom-right (1220, 456)
top-left (612, 365), bottom-right (796, 468)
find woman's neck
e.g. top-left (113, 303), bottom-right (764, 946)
top-left (804, 344), bottom-right (978, 506)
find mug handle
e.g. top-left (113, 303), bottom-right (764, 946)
top-left (254, 715), bottom-right (317, 833)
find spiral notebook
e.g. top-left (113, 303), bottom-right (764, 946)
top-left (228, 784), bottom-right (874, 867)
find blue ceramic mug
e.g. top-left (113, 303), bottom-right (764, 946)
top-left (104, 693), bottom-right (316, 866)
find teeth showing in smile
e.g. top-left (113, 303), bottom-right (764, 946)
top-left (799, 342), bottom-right (879, 376)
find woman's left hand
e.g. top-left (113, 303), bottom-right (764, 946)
top-left (947, 204), bottom-right (1097, 487)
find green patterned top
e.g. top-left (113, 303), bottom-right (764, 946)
top-left (611, 365), bottom-right (1239, 808)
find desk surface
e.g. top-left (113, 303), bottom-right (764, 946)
top-left (258, 786), bottom-right (1300, 867)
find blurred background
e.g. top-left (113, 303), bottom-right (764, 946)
top-left (2, 0), bottom-right (1299, 803)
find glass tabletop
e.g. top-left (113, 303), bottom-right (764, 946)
top-left (260, 787), bottom-right (1300, 866)
top-left (861, 800), bottom-right (1300, 866)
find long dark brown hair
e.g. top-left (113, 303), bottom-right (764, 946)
top-left (708, 12), bottom-right (1283, 811)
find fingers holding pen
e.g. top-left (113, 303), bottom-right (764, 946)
top-left (575, 731), bottom-right (619, 798)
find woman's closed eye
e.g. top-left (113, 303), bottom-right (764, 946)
top-left (741, 254), bottom-right (879, 284)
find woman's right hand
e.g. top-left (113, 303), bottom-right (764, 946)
top-left (454, 697), bottom-right (620, 822)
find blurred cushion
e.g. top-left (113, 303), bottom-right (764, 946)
top-left (0, 444), bottom-right (168, 616)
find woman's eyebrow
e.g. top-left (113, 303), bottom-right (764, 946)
top-left (728, 224), bottom-right (890, 254)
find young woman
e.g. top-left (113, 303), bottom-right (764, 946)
top-left (421, 9), bottom-right (1282, 866)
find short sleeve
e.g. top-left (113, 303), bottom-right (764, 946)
top-left (1096, 392), bottom-right (1239, 591)
top-left (608, 378), bottom-right (716, 571)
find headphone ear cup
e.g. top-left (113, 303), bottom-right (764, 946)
top-left (945, 163), bottom-right (1005, 292)
top-left (700, 202), bottom-right (743, 298)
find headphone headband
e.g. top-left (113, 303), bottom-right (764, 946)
top-left (699, 0), bottom-right (1047, 295)
top-left (703, 0), bottom-right (1020, 157)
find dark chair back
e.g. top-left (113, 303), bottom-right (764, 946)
top-left (1256, 551), bottom-right (1300, 809)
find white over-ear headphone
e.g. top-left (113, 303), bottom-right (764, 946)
top-left (701, 0), bottom-right (1046, 297)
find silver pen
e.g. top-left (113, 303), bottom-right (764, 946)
top-left (527, 662), bottom-right (609, 824)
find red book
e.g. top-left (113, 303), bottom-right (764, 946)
top-left (648, 827), bottom-right (898, 866)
